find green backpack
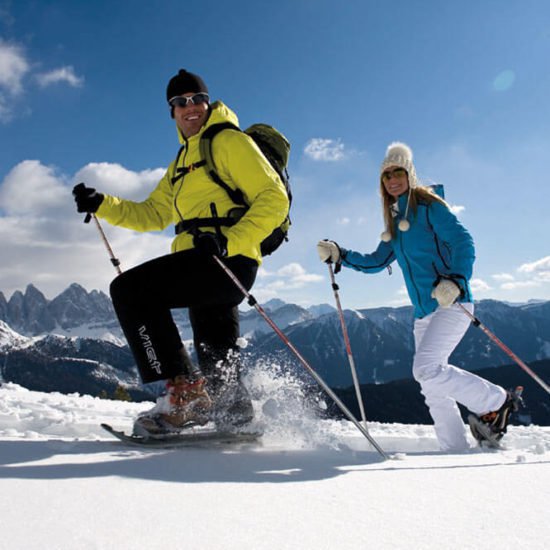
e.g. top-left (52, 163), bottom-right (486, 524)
top-left (172, 121), bottom-right (292, 256)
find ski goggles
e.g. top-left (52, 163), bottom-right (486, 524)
top-left (381, 167), bottom-right (408, 182)
top-left (168, 93), bottom-right (210, 108)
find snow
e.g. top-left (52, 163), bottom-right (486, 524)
top-left (1, 377), bottom-right (549, 550)
top-left (50, 324), bottom-right (126, 346)
top-left (0, 321), bottom-right (32, 349)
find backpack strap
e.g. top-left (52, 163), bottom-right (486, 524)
top-left (174, 215), bottom-right (239, 236)
top-left (170, 150), bottom-right (207, 185)
top-left (200, 122), bottom-right (247, 206)
top-left (170, 146), bottom-right (185, 185)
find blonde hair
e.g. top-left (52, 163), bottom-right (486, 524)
top-left (380, 179), bottom-right (449, 240)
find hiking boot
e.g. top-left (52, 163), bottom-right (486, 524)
top-left (472, 386), bottom-right (524, 442)
top-left (210, 380), bottom-right (255, 433)
top-left (133, 376), bottom-right (212, 437)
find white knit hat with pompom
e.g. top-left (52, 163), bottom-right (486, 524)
top-left (380, 142), bottom-right (417, 188)
top-left (380, 142), bottom-right (417, 241)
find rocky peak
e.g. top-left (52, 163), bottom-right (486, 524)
top-left (49, 283), bottom-right (114, 329)
top-left (7, 290), bottom-right (25, 332)
top-left (0, 283), bottom-right (115, 335)
top-left (0, 291), bottom-right (7, 321)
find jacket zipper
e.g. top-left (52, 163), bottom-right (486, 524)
top-left (399, 229), bottom-right (426, 316)
top-left (173, 140), bottom-right (188, 224)
top-left (426, 206), bottom-right (450, 270)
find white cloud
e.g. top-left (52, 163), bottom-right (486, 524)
top-left (487, 257), bottom-right (550, 294)
top-left (492, 273), bottom-right (515, 282)
top-left (518, 256), bottom-right (550, 274)
top-left (0, 160), bottom-right (68, 215)
top-left (276, 262), bottom-right (323, 284)
top-left (36, 66), bottom-right (84, 88)
top-left (0, 40), bottom-right (84, 122)
top-left (337, 217), bottom-right (351, 225)
top-left (251, 262), bottom-right (324, 302)
top-left (502, 256), bottom-right (550, 289)
top-left (74, 163), bottom-right (166, 200)
top-left (0, 160), bottom-right (172, 298)
top-left (501, 280), bottom-right (541, 291)
top-left (276, 263), bottom-right (304, 277)
top-left (250, 286), bottom-right (279, 304)
top-left (304, 138), bottom-right (345, 162)
top-left (0, 39), bottom-right (28, 94)
top-left (388, 286), bottom-right (411, 306)
top-left (0, 39), bottom-right (29, 121)
top-left (449, 204), bottom-right (465, 215)
top-left (470, 278), bottom-right (491, 292)
top-left (256, 267), bottom-right (272, 279)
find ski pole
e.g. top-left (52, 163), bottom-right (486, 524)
top-left (84, 213), bottom-right (122, 275)
top-left (327, 263), bottom-right (368, 427)
top-left (213, 255), bottom-right (389, 460)
top-left (457, 302), bottom-right (550, 395)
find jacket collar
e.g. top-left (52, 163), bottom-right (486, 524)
top-left (176, 101), bottom-right (240, 146)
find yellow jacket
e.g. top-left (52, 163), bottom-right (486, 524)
top-left (96, 102), bottom-right (289, 265)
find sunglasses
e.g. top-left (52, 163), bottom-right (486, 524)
top-left (381, 167), bottom-right (408, 182)
top-left (168, 93), bottom-right (210, 108)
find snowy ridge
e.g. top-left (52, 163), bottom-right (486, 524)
top-left (0, 320), bottom-right (32, 349)
top-left (48, 323), bottom-right (125, 346)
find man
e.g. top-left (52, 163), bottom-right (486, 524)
top-left (73, 69), bottom-right (289, 436)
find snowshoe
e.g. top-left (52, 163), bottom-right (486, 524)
top-left (101, 423), bottom-right (262, 448)
top-left (468, 386), bottom-right (524, 448)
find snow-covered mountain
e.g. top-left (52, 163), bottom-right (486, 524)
top-left (0, 320), bottom-right (31, 349)
top-left (248, 300), bottom-right (550, 387)
top-left (240, 302), bottom-right (315, 337)
top-left (248, 309), bottom-right (412, 386)
top-left (0, 330), bottom-right (152, 401)
top-left (2, 284), bottom-right (550, 407)
top-left (0, 284), bottom-right (326, 342)
top-left (0, 283), bottom-right (119, 340)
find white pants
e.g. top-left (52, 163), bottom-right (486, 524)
top-left (413, 303), bottom-right (506, 451)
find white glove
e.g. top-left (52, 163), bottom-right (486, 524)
top-left (431, 279), bottom-right (461, 308)
top-left (317, 240), bottom-right (341, 264)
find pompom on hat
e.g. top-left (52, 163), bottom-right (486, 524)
top-left (380, 142), bottom-right (417, 188)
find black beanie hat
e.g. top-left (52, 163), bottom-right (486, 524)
top-left (166, 69), bottom-right (209, 102)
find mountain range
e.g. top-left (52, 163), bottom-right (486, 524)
top-left (0, 283), bottom-right (333, 342)
top-left (246, 300), bottom-right (550, 387)
top-left (1, 283), bottom-right (549, 424)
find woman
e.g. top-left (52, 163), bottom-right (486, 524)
top-left (317, 142), bottom-right (518, 451)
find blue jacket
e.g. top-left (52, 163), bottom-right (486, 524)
top-left (341, 193), bottom-right (475, 318)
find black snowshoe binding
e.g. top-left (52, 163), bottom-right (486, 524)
top-left (468, 386), bottom-right (524, 448)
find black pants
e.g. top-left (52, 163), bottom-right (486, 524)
top-left (110, 249), bottom-right (257, 383)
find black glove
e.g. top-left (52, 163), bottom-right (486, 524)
top-left (72, 182), bottom-right (104, 214)
top-left (193, 231), bottom-right (228, 258)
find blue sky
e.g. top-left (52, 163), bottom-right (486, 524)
top-left (1, 0), bottom-right (550, 309)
